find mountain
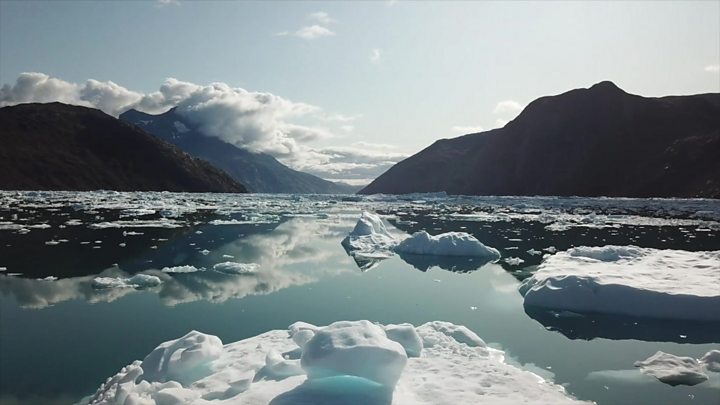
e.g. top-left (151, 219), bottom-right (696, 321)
top-left (360, 82), bottom-right (720, 198)
top-left (120, 108), bottom-right (359, 194)
top-left (0, 103), bottom-right (247, 193)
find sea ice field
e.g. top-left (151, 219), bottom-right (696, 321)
top-left (0, 191), bottom-right (719, 404)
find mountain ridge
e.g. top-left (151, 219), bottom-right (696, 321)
top-left (359, 82), bottom-right (720, 198)
top-left (0, 103), bottom-right (247, 193)
top-left (120, 108), bottom-right (359, 194)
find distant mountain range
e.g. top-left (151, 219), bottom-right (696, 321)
top-left (360, 81), bottom-right (720, 198)
top-left (120, 108), bottom-right (359, 194)
top-left (0, 103), bottom-right (246, 193)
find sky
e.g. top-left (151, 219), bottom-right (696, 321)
top-left (1, 0), bottom-right (719, 184)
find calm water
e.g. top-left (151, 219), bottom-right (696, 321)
top-left (1, 192), bottom-right (719, 404)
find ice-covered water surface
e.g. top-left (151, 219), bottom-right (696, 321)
top-left (83, 321), bottom-right (587, 405)
top-left (1, 191), bottom-right (720, 405)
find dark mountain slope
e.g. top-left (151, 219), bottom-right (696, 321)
top-left (120, 108), bottom-right (358, 194)
top-left (360, 82), bottom-right (720, 198)
top-left (0, 103), bottom-right (247, 192)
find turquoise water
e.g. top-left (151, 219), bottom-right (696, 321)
top-left (0, 192), bottom-right (719, 404)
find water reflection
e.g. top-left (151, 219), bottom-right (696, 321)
top-left (397, 253), bottom-right (496, 273)
top-left (0, 218), bottom-right (353, 308)
top-left (524, 306), bottom-right (720, 344)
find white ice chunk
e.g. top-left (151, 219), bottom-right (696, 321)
top-left (504, 257), bottom-right (525, 266)
top-left (700, 350), bottom-right (720, 372)
top-left (212, 262), bottom-right (259, 275)
top-left (89, 219), bottom-right (183, 229)
top-left (341, 212), bottom-right (397, 258)
top-left (85, 321), bottom-right (588, 405)
top-left (289, 322), bottom-right (318, 349)
top-left (383, 323), bottom-right (423, 357)
top-left (521, 246), bottom-right (720, 321)
top-left (395, 231), bottom-right (500, 259)
top-left (162, 265), bottom-right (204, 274)
top-left (141, 330), bottom-right (223, 384)
top-left (421, 321), bottom-right (486, 348)
top-left (301, 320), bottom-right (408, 388)
top-left (256, 350), bottom-right (304, 381)
top-left (92, 274), bottom-right (162, 289)
top-left (634, 351), bottom-right (708, 386)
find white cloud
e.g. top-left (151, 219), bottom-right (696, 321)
top-left (0, 72), bottom-right (400, 183)
top-left (308, 11), bottom-right (335, 25)
top-left (0, 72), bottom-right (141, 116)
top-left (704, 64), bottom-right (720, 73)
top-left (295, 142), bottom-right (408, 182)
top-left (451, 125), bottom-right (484, 134)
top-left (370, 48), bottom-right (381, 63)
top-left (493, 100), bottom-right (523, 115)
top-left (294, 25), bottom-right (335, 40)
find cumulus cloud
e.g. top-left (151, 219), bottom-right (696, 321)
top-left (0, 72), bottom-right (142, 116)
top-left (370, 48), bottom-right (381, 63)
top-left (294, 142), bottom-right (408, 183)
top-left (293, 25), bottom-right (335, 40)
top-left (704, 64), bottom-right (720, 73)
top-left (308, 11), bottom-right (335, 25)
top-left (1, 72), bottom-right (403, 183)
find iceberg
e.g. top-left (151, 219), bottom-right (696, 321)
top-left (634, 351), bottom-right (708, 386)
top-left (342, 212), bottom-right (501, 272)
top-left (82, 321), bottom-right (587, 404)
top-left (341, 212), bottom-right (397, 258)
top-left (395, 231), bottom-right (501, 259)
top-left (520, 246), bottom-right (720, 321)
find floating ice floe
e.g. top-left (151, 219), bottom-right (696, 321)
top-left (395, 231), bottom-right (501, 260)
top-left (90, 219), bottom-right (183, 229)
top-left (341, 212), bottom-right (397, 259)
top-left (161, 265), bottom-right (204, 274)
top-left (634, 351), bottom-right (708, 386)
top-left (82, 321), bottom-right (586, 405)
top-left (92, 274), bottom-right (162, 289)
top-left (342, 212), bottom-right (501, 272)
top-left (212, 262), bottom-right (259, 275)
top-left (520, 246), bottom-right (720, 321)
top-left (504, 257), bottom-right (525, 266)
